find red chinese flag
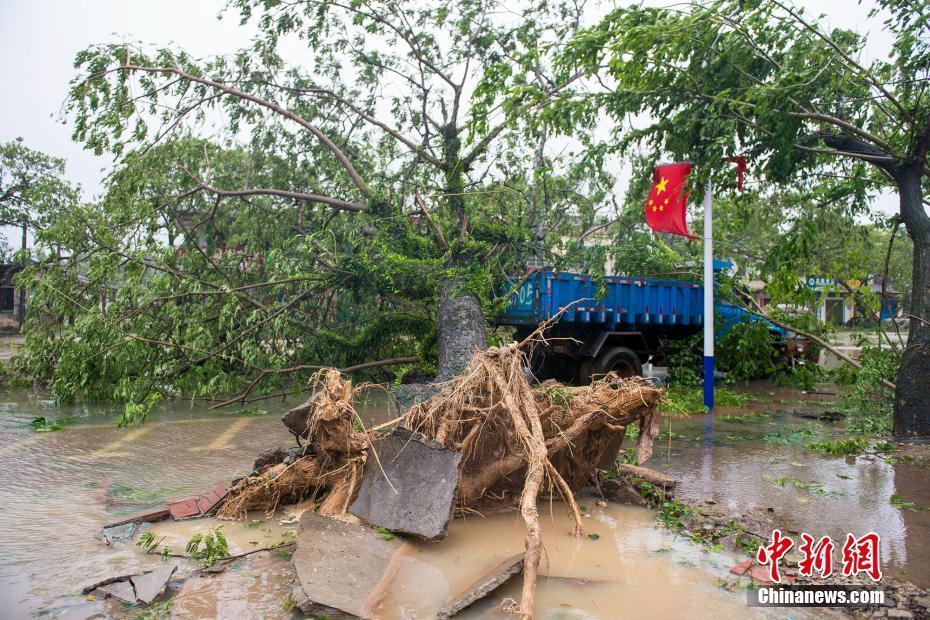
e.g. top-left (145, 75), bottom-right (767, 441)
top-left (644, 162), bottom-right (695, 238)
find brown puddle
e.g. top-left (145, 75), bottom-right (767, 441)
top-left (0, 383), bottom-right (928, 617)
top-left (375, 502), bottom-right (787, 619)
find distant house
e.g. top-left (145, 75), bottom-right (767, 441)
top-left (0, 263), bottom-right (24, 331)
top-left (805, 275), bottom-right (901, 326)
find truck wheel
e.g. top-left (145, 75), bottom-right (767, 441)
top-left (576, 358), bottom-right (595, 385)
top-left (593, 347), bottom-right (642, 379)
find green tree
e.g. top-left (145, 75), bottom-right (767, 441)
top-left (554, 0), bottom-right (930, 436)
top-left (17, 1), bottom-right (615, 412)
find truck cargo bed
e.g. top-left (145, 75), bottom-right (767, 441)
top-left (500, 271), bottom-right (704, 331)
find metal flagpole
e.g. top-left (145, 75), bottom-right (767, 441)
top-left (703, 179), bottom-right (714, 410)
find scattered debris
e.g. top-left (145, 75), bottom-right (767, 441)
top-left (792, 409), bottom-right (846, 422)
top-left (83, 564), bottom-right (177, 605)
top-left (216, 335), bottom-right (661, 616)
top-left (131, 564), bottom-right (178, 604)
top-left (350, 427), bottom-right (462, 541)
top-left (101, 507), bottom-right (170, 529)
top-left (253, 446), bottom-right (303, 471)
top-left (291, 512), bottom-right (401, 618)
top-left (604, 464), bottom-right (678, 507)
top-left (95, 579), bottom-right (137, 604)
top-left (437, 553), bottom-right (525, 618)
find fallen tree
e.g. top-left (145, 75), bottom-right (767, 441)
top-left (217, 337), bottom-right (662, 617)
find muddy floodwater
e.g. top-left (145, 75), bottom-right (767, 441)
top-left (0, 384), bottom-right (927, 618)
top-left (650, 384), bottom-right (930, 589)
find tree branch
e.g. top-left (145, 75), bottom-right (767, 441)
top-left (116, 63), bottom-right (373, 197)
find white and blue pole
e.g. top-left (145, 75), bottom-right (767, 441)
top-left (703, 179), bottom-right (714, 411)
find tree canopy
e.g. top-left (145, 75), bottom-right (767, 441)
top-left (540, 0), bottom-right (930, 436)
top-left (11, 0), bottom-right (619, 419)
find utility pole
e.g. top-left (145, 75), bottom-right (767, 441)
top-left (17, 222), bottom-right (26, 328)
top-left (703, 180), bottom-right (714, 411)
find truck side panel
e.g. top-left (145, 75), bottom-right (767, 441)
top-left (501, 272), bottom-right (703, 331)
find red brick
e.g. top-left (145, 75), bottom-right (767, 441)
top-left (168, 498), bottom-right (200, 520)
top-left (729, 559), bottom-right (752, 576)
top-left (195, 484), bottom-right (228, 515)
top-left (747, 565), bottom-right (796, 586)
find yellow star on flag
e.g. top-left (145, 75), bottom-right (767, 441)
top-left (655, 177), bottom-right (669, 194)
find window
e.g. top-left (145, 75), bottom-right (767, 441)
top-left (0, 286), bottom-right (14, 313)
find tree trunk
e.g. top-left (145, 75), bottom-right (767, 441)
top-left (893, 167), bottom-right (930, 436)
top-left (436, 279), bottom-right (487, 381)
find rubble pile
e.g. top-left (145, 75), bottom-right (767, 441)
top-left (211, 340), bottom-right (662, 617)
top-left (87, 338), bottom-right (661, 618)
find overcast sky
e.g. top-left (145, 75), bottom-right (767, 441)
top-left (0, 0), bottom-right (901, 249)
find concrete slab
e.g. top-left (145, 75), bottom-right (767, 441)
top-left (97, 522), bottom-right (136, 544)
top-left (350, 427), bottom-right (461, 541)
top-left (282, 392), bottom-right (320, 439)
top-left (292, 512), bottom-right (402, 618)
top-left (94, 580), bottom-right (136, 604)
top-left (438, 553), bottom-right (524, 618)
top-left (130, 563), bottom-right (177, 604)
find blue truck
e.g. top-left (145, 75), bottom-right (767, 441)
top-left (497, 270), bottom-right (793, 383)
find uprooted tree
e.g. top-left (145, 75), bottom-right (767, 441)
top-left (13, 0), bottom-right (618, 414)
top-left (542, 0), bottom-right (930, 436)
top-left (217, 339), bottom-right (663, 618)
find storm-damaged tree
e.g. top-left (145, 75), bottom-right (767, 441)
top-left (18, 0), bottom-right (616, 412)
top-left (548, 0), bottom-right (930, 436)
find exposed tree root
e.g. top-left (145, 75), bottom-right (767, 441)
top-left (217, 369), bottom-right (369, 519)
top-left (402, 340), bottom-right (662, 617)
top-left (219, 340), bottom-right (662, 618)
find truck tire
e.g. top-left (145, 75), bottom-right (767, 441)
top-left (592, 346), bottom-right (642, 380)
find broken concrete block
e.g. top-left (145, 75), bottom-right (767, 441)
top-left (130, 563), bottom-right (177, 604)
top-left (95, 580), bottom-right (136, 604)
top-left (97, 522), bottom-right (136, 545)
top-left (253, 446), bottom-right (305, 472)
top-left (292, 512), bottom-right (402, 618)
top-left (281, 392), bottom-right (320, 439)
top-left (438, 553), bottom-right (524, 618)
top-left (253, 446), bottom-right (288, 471)
top-left (349, 427), bottom-right (461, 541)
top-left (85, 564), bottom-right (177, 606)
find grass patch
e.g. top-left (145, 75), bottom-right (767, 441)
top-left (808, 438), bottom-right (868, 456)
top-left (762, 427), bottom-right (815, 445)
top-left (660, 386), bottom-right (754, 414)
